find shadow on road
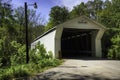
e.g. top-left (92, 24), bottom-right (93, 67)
top-left (62, 57), bottom-right (118, 61)
top-left (32, 71), bottom-right (119, 80)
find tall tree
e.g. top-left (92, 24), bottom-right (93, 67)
top-left (0, 0), bottom-right (13, 27)
top-left (85, 0), bottom-right (104, 20)
top-left (0, 0), bottom-right (16, 66)
top-left (70, 2), bottom-right (89, 18)
top-left (45, 6), bottom-right (69, 31)
top-left (98, 0), bottom-right (120, 58)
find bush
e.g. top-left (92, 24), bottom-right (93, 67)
top-left (108, 33), bottom-right (120, 59)
top-left (29, 41), bottom-right (63, 71)
top-left (0, 58), bottom-right (62, 80)
top-left (0, 40), bottom-right (26, 67)
top-left (0, 58), bottom-right (2, 67)
top-left (0, 37), bottom-right (11, 67)
top-left (48, 51), bottom-right (53, 59)
top-left (0, 65), bottom-right (30, 80)
top-left (10, 41), bottom-right (26, 65)
top-left (30, 41), bottom-right (48, 63)
top-left (0, 41), bottom-right (63, 80)
top-left (0, 37), bottom-right (5, 55)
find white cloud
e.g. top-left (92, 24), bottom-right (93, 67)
top-left (57, 0), bottom-right (88, 11)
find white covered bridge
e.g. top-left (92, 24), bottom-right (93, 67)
top-left (31, 16), bottom-right (106, 58)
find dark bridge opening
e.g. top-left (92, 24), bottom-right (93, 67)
top-left (61, 28), bottom-right (93, 58)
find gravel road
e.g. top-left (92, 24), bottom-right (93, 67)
top-left (32, 58), bottom-right (120, 80)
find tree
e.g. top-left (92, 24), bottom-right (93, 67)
top-left (14, 7), bottom-right (45, 44)
top-left (98, 0), bottom-right (120, 58)
top-left (0, 0), bottom-right (17, 66)
top-left (85, 0), bottom-right (104, 20)
top-left (70, 0), bottom-right (104, 20)
top-left (0, 1), bottom-right (46, 66)
top-left (0, 0), bottom-right (13, 27)
top-left (45, 6), bottom-right (69, 31)
top-left (70, 2), bottom-right (89, 18)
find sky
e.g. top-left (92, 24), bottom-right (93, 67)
top-left (11, 0), bottom-right (89, 22)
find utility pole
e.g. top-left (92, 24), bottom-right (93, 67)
top-left (24, 2), bottom-right (37, 63)
top-left (25, 2), bottom-right (29, 63)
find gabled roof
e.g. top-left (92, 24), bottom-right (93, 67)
top-left (56, 15), bottom-right (107, 30)
top-left (33, 15), bottom-right (107, 42)
top-left (82, 16), bottom-right (107, 29)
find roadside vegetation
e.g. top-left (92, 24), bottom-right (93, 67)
top-left (0, 0), bottom-right (62, 79)
top-left (0, 0), bottom-right (120, 79)
top-left (0, 41), bottom-right (62, 80)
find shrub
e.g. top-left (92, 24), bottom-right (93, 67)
top-left (0, 65), bottom-right (30, 80)
top-left (108, 33), bottom-right (120, 59)
top-left (0, 38), bottom-right (4, 55)
top-left (29, 41), bottom-right (63, 70)
top-left (12, 65), bottom-right (30, 78)
top-left (0, 41), bottom-right (63, 80)
top-left (0, 58), bottom-right (2, 67)
top-left (48, 51), bottom-right (53, 59)
top-left (0, 37), bottom-right (11, 67)
top-left (10, 41), bottom-right (26, 65)
top-left (30, 41), bottom-right (48, 63)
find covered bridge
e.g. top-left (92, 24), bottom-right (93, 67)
top-left (31, 16), bottom-right (106, 58)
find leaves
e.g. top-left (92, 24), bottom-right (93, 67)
top-left (70, 2), bottom-right (89, 18)
top-left (10, 41), bottom-right (26, 65)
top-left (108, 32), bottom-right (120, 59)
top-left (45, 6), bottom-right (69, 31)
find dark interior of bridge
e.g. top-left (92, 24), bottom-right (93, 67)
top-left (61, 28), bottom-right (92, 58)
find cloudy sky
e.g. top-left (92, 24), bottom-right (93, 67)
top-left (11, 0), bottom-right (89, 22)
